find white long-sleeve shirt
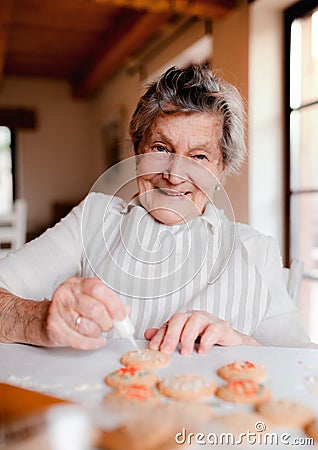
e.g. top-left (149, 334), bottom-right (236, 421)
top-left (0, 193), bottom-right (313, 347)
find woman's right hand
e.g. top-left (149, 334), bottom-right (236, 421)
top-left (45, 276), bottom-right (127, 350)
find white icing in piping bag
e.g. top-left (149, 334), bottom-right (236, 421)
top-left (113, 316), bottom-right (140, 352)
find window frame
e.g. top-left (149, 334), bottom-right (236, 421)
top-left (284, 0), bottom-right (318, 268)
top-left (0, 126), bottom-right (16, 210)
top-left (11, 129), bottom-right (17, 202)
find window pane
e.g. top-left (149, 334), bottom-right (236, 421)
top-left (290, 105), bottom-right (318, 190)
top-left (290, 19), bottom-right (302, 108)
top-left (290, 9), bottom-right (318, 109)
top-left (0, 126), bottom-right (13, 214)
top-left (290, 192), bottom-right (318, 278)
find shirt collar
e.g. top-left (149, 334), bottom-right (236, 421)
top-left (200, 201), bottom-right (223, 232)
top-left (120, 197), bottom-right (221, 233)
top-left (120, 196), bottom-right (142, 215)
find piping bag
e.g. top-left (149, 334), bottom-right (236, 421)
top-left (112, 316), bottom-right (141, 352)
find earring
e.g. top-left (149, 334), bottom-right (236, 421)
top-left (215, 184), bottom-right (221, 192)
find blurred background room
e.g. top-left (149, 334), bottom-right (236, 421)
top-left (0, 0), bottom-right (317, 342)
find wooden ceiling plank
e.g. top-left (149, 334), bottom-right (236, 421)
top-left (0, 0), bottom-right (16, 25)
top-left (92, 0), bottom-right (237, 18)
top-left (8, 28), bottom-right (104, 56)
top-left (73, 11), bottom-right (168, 97)
top-left (0, 0), bottom-right (15, 78)
top-left (13, 0), bottom-right (118, 34)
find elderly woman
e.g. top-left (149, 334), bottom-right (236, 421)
top-left (0, 64), bottom-right (313, 353)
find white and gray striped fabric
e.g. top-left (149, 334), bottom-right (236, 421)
top-left (82, 194), bottom-right (271, 339)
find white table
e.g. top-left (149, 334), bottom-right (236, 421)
top-left (1, 341), bottom-right (318, 408)
top-left (1, 341), bottom-right (318, 449)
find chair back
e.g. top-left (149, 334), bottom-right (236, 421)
top-left (0, 199), bottom-right (27, 258)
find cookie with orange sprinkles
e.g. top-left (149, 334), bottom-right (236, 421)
top-left (104, 384), bottom-right (161, 406)
top-left (216, 379), bottom-right (271, 405)
top-left (105, 366), bottom-right (158, 388)
top-left (217, 360), bottom-right (267, 382)
top-left (120, 348), bottom-right (170, 370)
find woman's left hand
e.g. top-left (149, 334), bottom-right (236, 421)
top-left (144, 310), bottom-right (259, 355)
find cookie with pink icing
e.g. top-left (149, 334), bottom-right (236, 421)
top-left (120, 348), bottom-right (170, 370)
top-left (217, 360), bottom-right (267, 382)
top-left (157, 374), bottom-right (216, 400)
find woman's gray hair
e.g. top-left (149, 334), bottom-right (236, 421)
top-left (129, 64), bottom-right (246, 175)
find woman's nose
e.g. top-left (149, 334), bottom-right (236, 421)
top-left (162, 154), bottom-right (188, 184)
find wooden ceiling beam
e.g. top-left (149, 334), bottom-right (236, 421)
top-left (92, 0), bottom-right (237, 18)
top-left (72, 11), bottom-right (168, 97)
top-left (0, 0), bottom-right (15, 80)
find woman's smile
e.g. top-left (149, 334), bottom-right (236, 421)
top-left (157, 187), bottom-right (192, 198)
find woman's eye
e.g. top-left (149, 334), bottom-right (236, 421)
top-left (193, 154), bottom-right (208, 160)
top-left (153, 145), bottom-right (167, 152)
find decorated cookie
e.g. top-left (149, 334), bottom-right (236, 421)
top-left (105, 366), bottom-right (158, 388)
top-left (158, 374), bottom-right (216, 400)
top-left (120, 348), bottom-right (170, 370)
top-left (215, 379), bottom-right (271, 405)
top-left (305, 420), bottom-right (318, 442)
top-left (104, 384), bottom-right (161, 406)
top-left (217, 360), bottom-right (267, 382)
top-left (256, 400), bottom-right (315, 428)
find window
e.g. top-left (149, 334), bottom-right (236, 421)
top-left (0, 126), bottom-right (15, 215)
top-left (285, 0), bottom-right (318, 342)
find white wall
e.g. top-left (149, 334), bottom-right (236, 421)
top-left (213, 0), bottom-right (249, 225)
top-left (249, 0), bottom-right (296, 252)
top-left (249, 2), bottom-right (284, 250)
top-left (93, 69), bottom-right (141, 163)
top-left (0, 77), bottom-right (101, 233)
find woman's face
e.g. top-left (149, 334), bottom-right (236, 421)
top-left (136, 112), bottom-right (225, 225)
